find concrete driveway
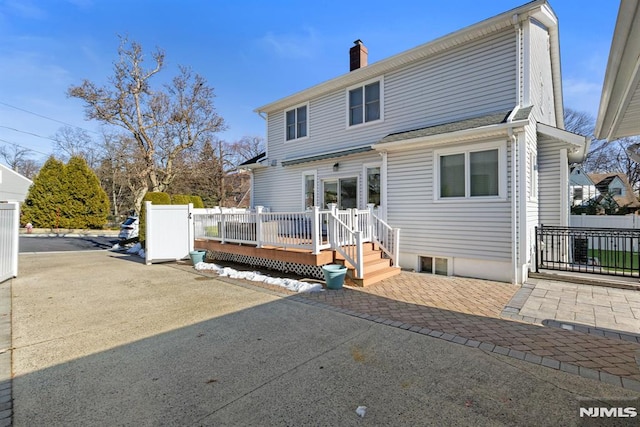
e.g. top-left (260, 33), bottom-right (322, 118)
top-left (19, 235), bottom-right (117, 252)
top-left (9, 251), bottom-right (639, 426)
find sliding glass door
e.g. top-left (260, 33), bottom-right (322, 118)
top-left (323, 177), bottom-right (357, 209)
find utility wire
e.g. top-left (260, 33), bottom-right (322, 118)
top-left (0, 125), bottom-right (59, 143)
top-left (0, 137), bottom-right (51, 157)
top-left (0, 100), bottom-right (99, 134)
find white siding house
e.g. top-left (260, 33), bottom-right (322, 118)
top-left (245, 0), bottom-right (588, 285)
top-left (0, 163), bottom-right (32, 203)
top-left (569, 166), bottom-right (598, 207)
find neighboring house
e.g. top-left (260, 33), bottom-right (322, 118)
top-left (0, 163), bottom-right (32, 203)
top-left (596, 0), bottom-right (640, 141)
top-left (569, 166), bottom-right (598, 207)
top-left (243, 0), bottom-right (588, 284)
top-left (588, 172), bottom-right (640, 213)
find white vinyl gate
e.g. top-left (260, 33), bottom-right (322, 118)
top-left (0, 202), bottom-right (19, 282)
top-left (145, 202), bottom-right (194, 264)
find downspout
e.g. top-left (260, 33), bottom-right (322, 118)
top-left (252, 110), bottom-right (268, 210)
top-left (508, 127), bottom-right (519, 285)
top-left (510, 13), bottom-right (522, 285)
top-left (380, 151), bottom-right (388, 221)
top-left (249, 169), bottom-right (255, 209)
top-left (257, 110), bottom-right (269, 162)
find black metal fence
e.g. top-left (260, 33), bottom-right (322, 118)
top-left (535, 225), bottom-right (640, 277)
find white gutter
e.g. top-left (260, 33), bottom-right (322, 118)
top-left (595, 0), bottom-right (640, 140)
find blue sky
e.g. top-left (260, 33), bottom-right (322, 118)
top-left (0, 0), bottom-right (620, 165)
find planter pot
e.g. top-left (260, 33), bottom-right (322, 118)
top-left (189, 250), bottom-right (207, 265)
top-left (322, 264), bottom-right (348, 290)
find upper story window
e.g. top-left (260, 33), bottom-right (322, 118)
top-left (285, 104), bottom-right (308, 141)
top-left (609, 187), bottom-right (623, 196)
top-left (348, 78), bottom-right (382, 127)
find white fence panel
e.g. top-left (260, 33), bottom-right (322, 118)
top-left (570, 215), bottom-right (640, 229)
top-left (0, 202), bottom-right (19, 282)
top-left (145, 203), bottom-right (194, 264)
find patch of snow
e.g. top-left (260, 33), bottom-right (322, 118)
top-left (195, 261), bottom-right (323, 293)
top-left (122, 242), bottom-right (145, 258)
top-left (112, 243), bottom-right (121, 250)
top-left (126, 243), bottom-right (142, 254)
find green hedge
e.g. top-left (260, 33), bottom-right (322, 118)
top-left (139, 192), bottom-right (171, 242)
top-left (171, 194), bottom-right (192, 205)
top-left (21, 156), bottom-right (109, 229)
top-left (190, 195), bottom-right (205, 208)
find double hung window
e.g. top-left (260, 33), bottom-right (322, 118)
top-left (285, 105), bottom-right (308, 141)
top-left (348, 80), bottom-right (381, 126)
top-left (436, 142), bottom-right (505, 200)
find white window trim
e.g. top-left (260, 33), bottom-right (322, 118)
top-left (284, 102), bottom-right (310, 142)
top-left (418, 255), bottom-right (453, 276)
top-left (322, 176), bottom-right (360, 209)
top-left (301, 170), bottom-right (317, 209)
top-left (362, 162), bottom-right (382, 208)
top-left (345, 76), bottom-right (384, 130)
top-left (433, 140), bottom-right (507, 202)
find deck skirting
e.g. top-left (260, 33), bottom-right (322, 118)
top-left (195, 239), bottom-right (334, 280)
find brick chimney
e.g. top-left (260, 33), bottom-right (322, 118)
top-left (349, 39), bottom-right (368, 71)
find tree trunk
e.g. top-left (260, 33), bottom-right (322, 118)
top-left (133, 186), bottom-right (149, 215)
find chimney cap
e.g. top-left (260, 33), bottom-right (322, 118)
top-left (353, 39), bottom-right (364, 45)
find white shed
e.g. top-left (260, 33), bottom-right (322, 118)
top-left (0, 163), bottom-right (32, 202)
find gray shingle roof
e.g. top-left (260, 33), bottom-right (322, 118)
top-left (377, 108), bottom-right (531, 145)
top-left (281, 145), bottom-right (373, 166)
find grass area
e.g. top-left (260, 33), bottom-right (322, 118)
top-left (587, 249), bottom-right (639, 270)
top-left (204, 226), bottom-right (219, 237)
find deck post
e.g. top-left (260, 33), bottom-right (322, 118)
top-left (255, 206), bottom-right (263, 248)
top-left (393, 227), bottom-right (401, 268)
top-left (328, 203), bottom-right (338, 249)
top-left (311, 206), bottom-right (320, 254)
top-left (355, 231), bottom-right (364, 278)
top-left (350, 208), bottom-right (358, 232)
top-left (220, 211), bottom-right (226, 244)
top-left (367, 203), bottom-right (375, 240)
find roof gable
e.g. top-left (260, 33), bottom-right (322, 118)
top-left (255, 1), bottom-right (563, 125)
top-left (588, 172), bottom-right (640, 208)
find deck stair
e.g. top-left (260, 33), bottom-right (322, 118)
top-left (334, 242), bottom-right (401, 287)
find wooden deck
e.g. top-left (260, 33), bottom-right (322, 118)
top-left (194, 239), bottom-right (334, 266)
top-left (194, 239), bottom-right (401, 287)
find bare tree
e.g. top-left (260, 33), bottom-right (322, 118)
top-left (564, 108), bottom-right (640, 189)
top-left (0, 143), bottom-right (39, 177)
top-left (16, 159), bottom-right (40, 179)
top-left (227, 136), bottom-right (265, 166)
top-left (68, 37), bottom-right (226, 212)
top-left (564, 108), bottom-right (595, 137)
top-left (52, 126), bottom-right (99, 168)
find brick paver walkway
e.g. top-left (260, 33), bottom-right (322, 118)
top-left (185, 264), bottom-right (640, 391)
top-left (294, 272), bottom-right (640, 389)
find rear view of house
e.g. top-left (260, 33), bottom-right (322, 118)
top-left (241, 0), bottom-right (588, 285)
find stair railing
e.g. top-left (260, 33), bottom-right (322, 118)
top-left (327, 204), bottom-right (364, 278)
top-left (367, 204), bottom-right (400, 267)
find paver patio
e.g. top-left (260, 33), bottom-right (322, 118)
top-left (189, 265), bottom-right (640, 390)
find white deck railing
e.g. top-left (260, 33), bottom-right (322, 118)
top-left (193, 204), bottom-right (400, 279)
